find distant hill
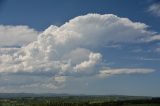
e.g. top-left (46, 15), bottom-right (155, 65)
top-left (0, 93), bottom-right (152, 100)
top-left (0, 93), bottom-right (70, 98)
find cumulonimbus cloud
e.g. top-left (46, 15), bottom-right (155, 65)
top-left (0, 14), bottom-right (158, 89)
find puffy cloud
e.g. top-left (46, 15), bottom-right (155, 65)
top-left (99, 68), bottom-right (155, 77)
top-left (73, 52), bottom-right (102, 73)
top-left (0, 25), bottom-right (39, 47)
top-left (0, 14), bottom-right (156, 73)
top-left (0, 14), bottom-right (157, 89)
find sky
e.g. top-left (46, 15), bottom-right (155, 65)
top-left (0, 0), bottom-right (160, 96)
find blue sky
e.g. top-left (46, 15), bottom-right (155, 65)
top-left (0, 0), bottom-right (160, 31)
top-left (0, 0), bottom-right (160, 96)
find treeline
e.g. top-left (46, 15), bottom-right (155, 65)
top-left (0, 97), bottom-right (160, 106)
top-left (30, 98), bottom-right (160, 106)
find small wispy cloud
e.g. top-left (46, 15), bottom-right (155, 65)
top-left (99, 68), bottom-right (155, 78)
top-left (148, 2), bottom-right (160, 16)
top-left (155, 47), bottom-right (160, 53)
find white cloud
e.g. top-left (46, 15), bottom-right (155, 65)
top-left (0, 25), bottom-right (39, 47)
top-left (0, 14), bottom-right (157, 89)
top-left (99, 68), bottom-right (155, 77)
top-left (0, 14), bottom-right (156, 74)
top-left (148, 35), bottom-right (160, 41)
top-left (73, 52), bottom-right (102, 73)
top-left (148, 3), bottom-right (160, 16)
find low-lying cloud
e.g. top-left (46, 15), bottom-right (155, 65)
top-left (99, 68), bottom-right (155, 77)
